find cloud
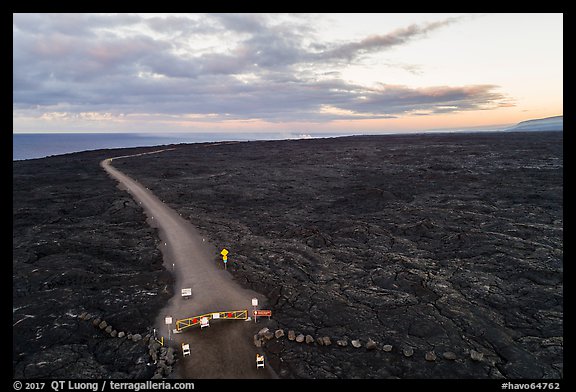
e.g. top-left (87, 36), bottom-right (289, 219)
top-left (13, 13), bottom-right (512, 128)
top-left (13, 13), bottom-right (142, 37)
top-left (337, 84), bottom-right (509, 116)
top-left (144, 14), bottom-right (214, 36)
top-left (311, 17), bottom-right (461, 62)
top-left (211, 13), bottom-right (268, 33)
top-left (40, 111), bottom-right (117, 121)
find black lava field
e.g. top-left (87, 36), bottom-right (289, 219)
top-left (13, 131), bottom-right (563, 379)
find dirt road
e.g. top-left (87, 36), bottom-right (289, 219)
top-left (101, 151), bottom-right (277, 379)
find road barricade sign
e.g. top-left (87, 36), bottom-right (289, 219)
top-left (253, 309), bottom-right (272, 322)
top-left (256, 354), bottom-right (265, 369)
top-left (253, 310), bottom-right (272, 317)
top-left (176, 310), bottom-right (248, 331)
top-left (181, 288), bottom-right (192, 299)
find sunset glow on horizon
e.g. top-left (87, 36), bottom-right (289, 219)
top-left (13, 13), bottom-right (563, 135)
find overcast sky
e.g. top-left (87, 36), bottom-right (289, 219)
top-left (13, 13), bottom-right (563, 134)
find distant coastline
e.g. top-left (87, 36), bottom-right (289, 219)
top-left (12, 132), bottom-right (348, 161)
top-left (13, 115), bottom-right (562, 161)
top-left (503, 115), bottom-right (563, 132)
top-left (12, 133), bottom-right (233, 161)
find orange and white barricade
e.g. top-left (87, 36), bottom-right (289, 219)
top-left (256, 354), bottom-right (265, 369)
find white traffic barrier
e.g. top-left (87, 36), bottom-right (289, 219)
top-left (256, 354), bottom-right (265, 369)
top-left (182, 343), bottom-right (191, 357)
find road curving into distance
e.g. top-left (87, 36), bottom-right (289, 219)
top-left (101, 149), bottom-right (277, 379)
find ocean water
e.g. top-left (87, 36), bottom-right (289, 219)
top-left (13, 127), bottom-right (521, 161)
top-left (12, 132), bottom-right (284, 161)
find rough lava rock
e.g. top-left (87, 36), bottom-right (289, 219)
top-left (14, 132), bottom-right (563, 379)
top-left (117, 132), bottom-right (562, 379)
top-left (13, 147), bottom-right (173, 378)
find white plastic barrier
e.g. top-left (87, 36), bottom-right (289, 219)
top-left (256, 354), bottom-right (265, 369)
